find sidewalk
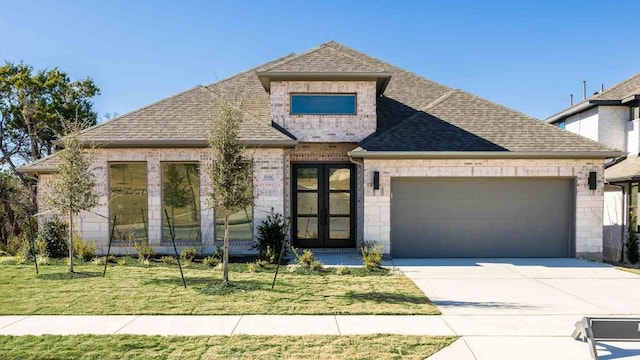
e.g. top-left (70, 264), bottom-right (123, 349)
top-left (0, 315), bottom-right (453, 336)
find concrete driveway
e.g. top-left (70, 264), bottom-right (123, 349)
top-left (393, 258), bottom-right (640, 360)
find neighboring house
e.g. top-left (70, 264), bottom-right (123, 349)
top-left (546, 73), bottom-right (640, 261)
top-left (19, 41), bottom-right (621, 260)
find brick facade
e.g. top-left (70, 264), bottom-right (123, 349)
top-left (270, 81), bottom-right (377, 142)
top-left (362, 158), bottom-right (606, 261)
top-left (37, 147), bottom-right (285, 255)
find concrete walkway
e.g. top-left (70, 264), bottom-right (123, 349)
top-left (395, 258), bottom-right (640, 360)
top-left (0, 315), bottom-right (453, 336)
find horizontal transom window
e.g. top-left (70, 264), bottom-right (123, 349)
top-left (290, 94), bottom-right (356, 115)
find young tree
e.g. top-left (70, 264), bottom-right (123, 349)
top-left (0, 62), bottom-right (99, 211)
top-left (48, 119), bottom-right (98, 272)
top-left (206, 98), bottom-right (253, 287)
top-left (163, 163), bottom-right (191, 235)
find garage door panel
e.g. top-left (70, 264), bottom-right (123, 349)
top-left (391, 178), bottom-right (573, 258)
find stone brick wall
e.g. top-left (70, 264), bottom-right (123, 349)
top-left (37, 147), bottom-right (285, 256)
top-left (362, 158), bottom-right (606, 260)
top-left (270, 81), bottom-right (377, 142)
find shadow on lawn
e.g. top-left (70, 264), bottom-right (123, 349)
top-left (345, 291), bottom-right (432, 305)
top-left (196, 280), bottom-right (263, 295)
top-left (38, 271), bottom-right (102, 280)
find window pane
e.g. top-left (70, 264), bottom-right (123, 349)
top-left (291, 94), bottom-right (356, 115)
top-left (297, 217), bottom-right (318, 239)
top-left (109, 163), bottom-right (148, 242)
top-left (216, 207), bottom-right (253, 241)
top-left (329, 192), bottom-right (350, 215)
top-left (329, 217), bottom-right (350, 239)
top-left (297, 192), bottom-right (318, 215)
top-left (329, 168), bottom-right (350, 190)
top-left (162, 163), bottom-right (200, 242)
top-left (297, 168), bottom-right (318, 190)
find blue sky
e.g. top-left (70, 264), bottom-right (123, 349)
top-left (1, 0), bottom-right (638, 120)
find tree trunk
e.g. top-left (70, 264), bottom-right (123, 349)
top-left (223, 214), bottom-right (230, 287)
top-left (68, 209), bottom-right (74, 273)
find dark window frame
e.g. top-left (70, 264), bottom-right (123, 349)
top-left (160, 161), bottom-right (202, 243)
top-left (290, 93), bottom-right (357, 115)
top-left (108, 161), bottom-right (149, 243)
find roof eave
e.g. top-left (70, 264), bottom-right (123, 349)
top-left (256, 71), bottom-right (392, 96)
top-left (545, 101), bottom-right (596, 123)
top-left (73, 139), bottom-right (297, 148)
top-left (348, 150), bottom-right (625, 160)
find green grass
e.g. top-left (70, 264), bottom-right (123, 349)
top-left (0, 258), bottom-right (438, 315)
top-left (0, 334), bottom-right (456, 360)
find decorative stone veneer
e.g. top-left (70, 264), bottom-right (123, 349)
top-left (362, 158), bottom-right (606, 261)
top-left (270, 81), bottom-right (377, 142)
top-left (37, 147), bottom-right (285, 255)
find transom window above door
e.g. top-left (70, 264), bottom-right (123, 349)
top-left (290, 94), bottom-right (356, 115)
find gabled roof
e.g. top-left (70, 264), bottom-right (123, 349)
top-left (17, 153), bottom-right (60, 173)
top-left (546, 73), bottom-right (640, 124)
top-left (70, 54), bottom-right (299, 148)
top-left (28, 40), bottom-right (620, 174)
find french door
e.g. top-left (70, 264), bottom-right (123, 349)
top-left (292, 163), bottom-right (355, 248)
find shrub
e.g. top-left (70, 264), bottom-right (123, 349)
top-left (6, 235), bottom-right (26, 256)
top-left (246, 262), bottom-right (256, 273)
top-left (73, 235), bottom-right (96, 262)
top-left (213, 246), bottom-right (224, 260)
top-left (15, 252), bottom-right (25, 265)
top-left (256, 259), bottom-right (268, 268)
top-left (92, 257), bottom-right (106, 266)
top-left (626, 229), bottom-right (639, 264)
top-left (361, 241), bottom-right (384, 270)
top-left (180, 247), bottom-right (199, 262)
top-left (161, 256), bottom-right (175, 265)
top-left (37, 218), bottom-right (68, 258)
top-left (117, 257), bottom-right (127, 266)
top-left (37, 255), bottom-right (50, 266)
top-left (134, 241), bottom-right (154, 261)
top-left (335, 265), bottom-right (349, 275)
top-left (203, 256), bottom-right (219, 267)
top-left (254, 209), bottom-right (288, 264)
top-left (291, 247), bottom-right (323, 270)
top-left (34, 238), bottom-right (48, 257)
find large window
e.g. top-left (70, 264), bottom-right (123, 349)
top-left (631, 106), bottom-right (640, 121)
top-left (290, 94), bottom-right (356, 115)
top-left (109, 163), bottom-right (148, 242)
top-left (162, 163), bottom-right (200, 242)
top-left (216, 207), bottom-right (253, 241)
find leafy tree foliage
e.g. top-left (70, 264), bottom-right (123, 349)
top-left (48, 120), bottom-right (99, 272)
top-left (206, 98), bottom-right (253, 286)
top-left (0, 61), bottom-right (99, 207)
top-left (0, 171), bottom-right (30, 247)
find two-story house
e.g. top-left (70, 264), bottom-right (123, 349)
top-left (20, 41), bottom-right (620, 260)
top-left (545, 73), bottom-right (640, 260)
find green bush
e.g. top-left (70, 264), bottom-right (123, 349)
top-left (203, 256), bottom-right (219, 267)
top-left (246, 262), bottom-right (256, 273)
top-left (180, 247), bottom-right (199, 262)
top-left (161, 256), bottom-right (175, 265)
top-left (292, 247), bottom-right (323, 270)
top-left (6, 235), bottom-right (27, 256)
top-left (335, 265), bottom-right (349, 275)
top-left (361, 241), bottom-right (384, 270)
top-left (37, 218), bottom-right (68, 258)
top-left (134, 241), bottom-right (154, 261)
top-left (254, 209), bottom-right (288, 264)
top-left (213, 246), bottom-right (224, 260)
top-left (626, 229), bottom-right (639, 264)
top-left (73, 235), bottom-right (96, 262)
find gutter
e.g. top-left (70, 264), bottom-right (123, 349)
top-left (545, 101), bottom-right (596, 124)
top-left (53, 139), bottom-right (298, 149)
top-left (347, 150), bottom-right (624, 160)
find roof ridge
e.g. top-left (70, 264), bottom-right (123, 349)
top-left (445, 89), bottom-right (621, 152)
top-left (259, 42), bottom-right (331, 72)
top-left (593, 72), bottom-right (640, 100)
top-left (77, 85), bottom-right (209, 137)
top-left (423, 89), bottom-right (458, 110)
top-left (204, 53), bottom-right (298, 88)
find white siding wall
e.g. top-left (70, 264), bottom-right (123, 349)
top-left (603, 185), bottom-right (624, 262)
top-left (627, 119), bottom-right (640, 155)
top-left (598, 106), bottom-right (628, 152)
top-left (565, 107), bottom-right (599, 142)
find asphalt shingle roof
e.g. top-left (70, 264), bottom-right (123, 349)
top-left (605, 156), bottom-right (640, 182)
top-left (64, 41), bottom-right (618, 155)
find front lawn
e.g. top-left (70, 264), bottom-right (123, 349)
top-left (0, 334), bottom-right (456, 360)
top-left (0, 258), bottom-right (438, 315)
